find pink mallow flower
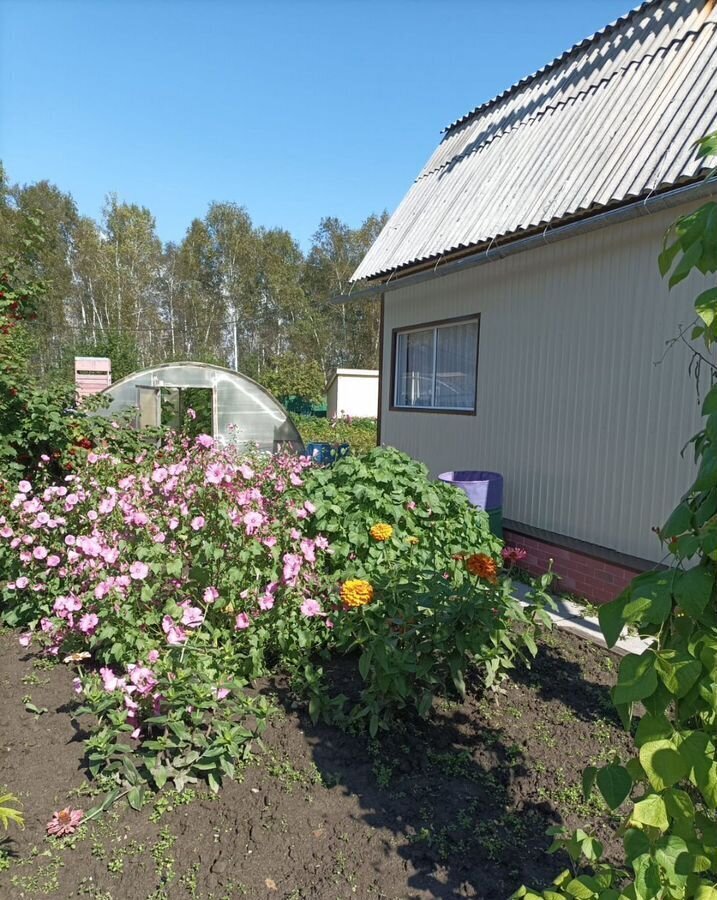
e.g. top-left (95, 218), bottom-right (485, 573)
top-left (129, 561), bottom-right (149, 580)
top-left (100, 667), bottom-right (121, 692)
top-left (46, 554), bottom-right (61, 568)
top-left (282, 553), bottom-right (302, 587)
top-left (162, 615), bottom-right (187, 646)
top-left (18, 632), bottom-right (32, 647)
top-left (78, 613), bottom-right (99, 635)
top-left (191, 516), bottom-right (205, 531)
top-left (205, 463), bottom-right (226, 485)
top-left (128, 664), bottom-right (158, 696)
top-left (46, 807), bottom-right (84, 838)
top-left (243, 510), bottom-right (264, 534)
top-left (203, 586), bottom-right (219, 604)
top-left (234, 612), bottom-right (251, 630)
top-left (181, 606), bottom-right (204, 628)
top-left (301, 598), bottom-right (322, 618)
top-left (196, 434), bottom-right (214, 449)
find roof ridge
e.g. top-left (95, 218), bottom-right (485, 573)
top-left (442, 0), bottom-right (662, 135)
top-left (421, 16), bottom-right (714, 183)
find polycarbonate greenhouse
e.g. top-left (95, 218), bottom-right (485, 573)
top-left (97, 362), bottom-right (303, 453)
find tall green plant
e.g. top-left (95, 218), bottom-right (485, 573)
top-left (516, 135), bottom-right (717, 899)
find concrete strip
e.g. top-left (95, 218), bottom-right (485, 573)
top-left (512, 582), bottom-right (650, 657)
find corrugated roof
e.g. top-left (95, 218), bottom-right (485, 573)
top-left (352, 0), bottom-right (717, 283)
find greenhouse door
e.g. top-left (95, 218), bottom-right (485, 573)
top-left (136, 387), bottom-right (161, 429)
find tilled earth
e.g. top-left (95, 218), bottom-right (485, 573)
top-left (0, 625), bottom-right (631, 899)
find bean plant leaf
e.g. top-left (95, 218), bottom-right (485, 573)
top-left (630, 794), bottom-right (669, 832)
top-left (612, 652), bottom-right (658, 706)
top-left (596, 764), bottom-right (632, 810)
top-left (639, 739), bottom-right (689, 791)
top-left (598, 595), bottom-right (626, 648)
top-left (674, 566), bottom-right (714, 617)
top-left (582, 766), bottom-right (597, 801)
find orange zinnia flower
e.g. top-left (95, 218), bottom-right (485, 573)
top-left (370, 523), bottom-right (393, 542)
top-left (340, 579), bottom-right (375, 608)
top-left (464, 553), bottom-right (498, 583)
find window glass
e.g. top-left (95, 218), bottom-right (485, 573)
top-left (395, 328), bottom-right (435, 407)
top-left (393, 318), bottom-right (478, 411)
top-left (435, 321), bottom-right (478, 409)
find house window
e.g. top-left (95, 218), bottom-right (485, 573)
top-left (392, 315), bottom-right (479, 412)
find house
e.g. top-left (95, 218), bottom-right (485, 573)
top-left (346, 0), bottom-right (717, 603)
top-left (325, 368), bottom-right (379, 419)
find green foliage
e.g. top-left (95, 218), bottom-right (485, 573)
top-left (259, 353), bottom-right (325, 404)
top-left (0, 791), bottom-right (24, 830)
top-left (519, 133), bottom-right (717, 899)
top-left (302, 446), bottom-right (502, 578)
top-left (294, 414), bottom-right (377, 455)
top-left (299, 447), bottom-right (553, 731)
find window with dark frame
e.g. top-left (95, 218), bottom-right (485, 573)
top-left (392, 315), bottom-right (479, 412)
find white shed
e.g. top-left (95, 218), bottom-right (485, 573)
top-left (325, 368), bottom-right (378, 419)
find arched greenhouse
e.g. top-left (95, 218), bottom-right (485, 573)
top-left (97, 361), bottom-right (304, 454)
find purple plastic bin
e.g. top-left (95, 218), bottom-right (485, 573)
top-left (438, 470), bottom-right (503, 511)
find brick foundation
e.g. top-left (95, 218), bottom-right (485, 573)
top-left (503, 527), bottom-right (640, 605)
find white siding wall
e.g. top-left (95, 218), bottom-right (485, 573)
top-left (380, 200), bottom-right (713, 562)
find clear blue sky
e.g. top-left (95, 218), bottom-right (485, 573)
top-left (1, 0), bottom-right (633, 249)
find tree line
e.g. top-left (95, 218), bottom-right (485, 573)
top-left (0, 163), bottom-right (386, 401)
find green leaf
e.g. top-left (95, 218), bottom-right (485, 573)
top-left (662, 502), bottom-right (693, 538)
top-left (612, 651), bottom-right (658, 706)
top-left (675, 567), bottom-right (714, 617)
top-left (598, 595), bottom-right (626, 648)
top-left (630, 794), bottom-right (669, 831)
top-left (695, 287), bottom-right (717, 326)
top-left (639, 739), bottom-right (689, 791)
top-left (635, 712), bottom-right (673, 747)
top-left (582, 766), bottom-right (597, 801)
top-left (595, 765), bottom-right (632, 810)
top-left (127, 785), bottom-right (145, 811)
top-left (358, 651), bottom-right (371, 681)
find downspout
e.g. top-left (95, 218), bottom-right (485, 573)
top-left (334, 179), bottom-right (717, 304)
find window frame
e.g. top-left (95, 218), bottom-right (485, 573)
top-left (389, 313), bottom-right (480, 415)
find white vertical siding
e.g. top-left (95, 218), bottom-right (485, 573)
top-left (380, 200), bottom-right (712, 562)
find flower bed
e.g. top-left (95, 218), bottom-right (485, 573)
top-left (0, 439), bottom-right (550, 815)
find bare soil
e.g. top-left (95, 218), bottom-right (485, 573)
top-left (0, 624), bottom-right (631, 900)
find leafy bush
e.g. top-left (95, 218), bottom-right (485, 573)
top-left (294, 414), bottom-right (377, 455)
top-left (299, 447), bottom-right (550, 733)
top-left (302, 446), bottom-right (501, 579)
top-left (0, 247), bottom-right (160, 484)
top-left (518, 134), bottom-right (717, 900)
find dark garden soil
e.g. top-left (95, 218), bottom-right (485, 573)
top-left (0, 624), bottom-right (632, 900)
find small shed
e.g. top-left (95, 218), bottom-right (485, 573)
top-left (325, 368), bottom-right (378, 419)
top-left (74, 357), bottom-right (112, 400)
top-left (97, 361), bottom-right (303, 454)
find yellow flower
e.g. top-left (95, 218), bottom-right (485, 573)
top-left (405, 536), bottom-right (419, 545)
top-left (370, 523), bottom-right (393, 542)
top-left (340, 579), bottom-right (375, 608)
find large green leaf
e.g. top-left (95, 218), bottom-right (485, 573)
top-left (675, 567), bottom-right (714, 617)
top-left (612, 652), bottom-right (658, 706)
top-left (598, 594), bottom-right (626, 649)
top-left (630, 794), bottom-right (669, 831)
top-left (595, 764), bottom-right (632, 810)
top-left (655, 650), bottom-right (702, 698)
top-left (639, 739), bottom-right (690, 791)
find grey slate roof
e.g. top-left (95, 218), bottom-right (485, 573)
top-left (352, 0), bottom-right (717, 283)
